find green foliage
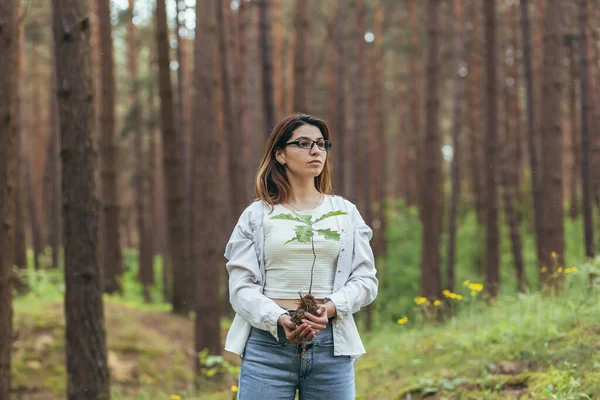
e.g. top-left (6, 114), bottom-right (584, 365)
top-left (271, 210), bottom-right (347, 244)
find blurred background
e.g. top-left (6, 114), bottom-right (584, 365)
top-left (2, 0), bottom-right (600, 398)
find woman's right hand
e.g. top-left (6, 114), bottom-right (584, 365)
top-left (278, 314), bottom-right (315, 344)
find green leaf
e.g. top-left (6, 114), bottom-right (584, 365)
top-left (313, 210), bottom-right (347, 224)
top-left (315, 228), bottom-right (341, 241)
top-left (270, 213), bottom-right (306, 223)
top-left (284, 237), bottom-right (298, 245)
top-left (297, 214), bottom-right (313, 224)
top-left (295, 225), bottom-right (313, 243)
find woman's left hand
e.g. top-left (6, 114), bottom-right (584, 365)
top-left (302, 305), bottom-right (329, 334)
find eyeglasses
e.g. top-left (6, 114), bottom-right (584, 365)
top-left (282, 138), bottom-right (332, 151)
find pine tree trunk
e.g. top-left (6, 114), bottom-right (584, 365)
top-left (539, 0), bottom-right (565, 289)
top-left (408, 0), bottom-right (422, 208)
top-left (568, 41), bottom-right (580, 220)
top-left (98, 0), bottom-right (123, 293)
top-left (351, 0), bottom-right (368, 210)
top-left (332, 1), bottom-right (347, 195)
top-left (156, 0), bottom-right (190, 314)
top-left (13, 6), bottom-right (27, 270)
top-left (466, 1), bottom-right (484, 224)
top-left (50, 47), bottom-right (62, 269)
top-left (521, 0), bottom-right (545, 279)
top-left (293, 0), bottom-right (310, 113)
top-left (483, 0), bottom-right (500, 299)
top-left (0, 0), bottom-right (17, 394)
top-left (52, 0), bottom-right (110, 396)
top-left (194, 0), bottom-right (222, 374)
top-left (421, 0), bottom-right (443, 305)
top-left (245, 1), bottom-right (262, 172)
top-left (258, 0), bottom-right (276, 132)
top-left (446, 0), bottom-right (465, 295)
top-left (578, 0), bottom-right (595, 258)
top-left (25, 154), bottom-right (43, 270)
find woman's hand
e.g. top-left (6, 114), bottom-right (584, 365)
top-left (278, 313), bottom-right (315, 344)
top-left (301, 305), bottom-right (330, 334)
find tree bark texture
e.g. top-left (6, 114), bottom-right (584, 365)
top-left (98, 0), bottom-right (123, 293)
top-left (483, 0), bottom-right (500, 299)
top-left (0, 0), bottom-right (17, 394)
top-left (258, 0), bottom-right (276, 132)
top-left (194, 0), bottom-right (223, 372)
top-left (52, 0), bottom-right (111, 396)
top-left (420, 0), bottom-right (443, 303)
top-left (568, 42), bottom-right (580, 220)
top-left (156, 0), bottom-right (190, 314)
top-left (293, 0), bottom-right (310, 113)
top-left (539, 0), bottom-right (565, 287)
top-left (578, 0), bottom-right (595, 258)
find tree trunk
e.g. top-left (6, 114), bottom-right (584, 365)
top-left (539, 0), bottom-right (565, 289)
top-left (293, 0), bottom-right (310, 112)
top-left (0, 0), bottom-right (17, 394)
top-left (568, 42), bottom-right (580, 220)
top-left (128, 0), bottom-right (153, 301)
top-left (332, 1), bottom-right (347, 195)
top-left (258, 0), bottom-right (276, 132)
top-left (52, 0), bottom-right (111, 396)
top-left (466, 0), bottom-right (484, 224)
top-left (521, 0), bottom-right (544, 279)
top-left (156, 0), bottom-right (190, 314)
top-left (446, 0), bottom-right (465, 295)
top-left (194, 0), bottom-right (222, 376)
top-left (244, 1), bottom-right (262, 172)
top-left (578, 0), bottom-right (595, 259)
top-left (408, 0), bottom-right (422, 208)
top-left (502, 55), bottom-right (527, 294)
top-left (25, 153), bottom-right (43, 270)
top-left (13, 6), bottom-right (27, 270)
top-left (421, 0), bottom-right (443, 305)
top-left (98, 0), bottom-right (122, 293)
top-left (483, 0), bottom-right (500, 299)
top-left (50, 46), bottom-right (62, 269)
top-left (350, 0), bottom-right (368, 211)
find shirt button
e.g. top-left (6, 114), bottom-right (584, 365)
top-left (337, 270), bottom-right (341, 274)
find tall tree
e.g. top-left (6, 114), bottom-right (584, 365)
top-left (156, 0), bottom-right (190, 314)
top-left (292, 0), bottom-right (310, 112)
top-left (0, 0), bottom-right (17, 394)
top-left (483, 0), bottom-right (499, 299)
top-left (50, 42), bottom-right (62, 270)
top-left (421, 0), bottom-right (443, 305)
top-left (332, 1), bottom-right (347, 195)
top-left (52, 0), bottom-right (111, 396)
top-left (408, 0), bottom-right (422, 207)
top-left (258, 0), bottom-right (276, 132)
top-left (567, 41), bottom-right (580, 220)
top-left (13, 5), bottom-right (27, 270)
top-left (539, 0), bottom-right (565, 287)
top-left (578, 0), bottom-right (595, 258)
top-left (446, 0), bottom-right (465, 294)
top-left (194, 0), bottom-right (222, 374)
top-left (521, 0), bottom-right (544, 277)
top-left (128, 0), bottom-right (153, 300)
top-left (350, 0), bottom-right (368, 211)
top-left (466, 0), bottom-right (484, 224)
top-left (98, 0), bottom-right (122, 293)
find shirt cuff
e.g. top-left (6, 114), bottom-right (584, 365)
top-left (267, 309), bottom-right (289, 341)
top-left (325, 292), bottom-right (348, 321)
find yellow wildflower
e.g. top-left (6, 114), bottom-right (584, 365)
top-left (434, 300), bottom-right (441, 307)
top-left (541, 266), bottom-right (547, 273)
top-left (442, 289), bottom-right (451, 296)
top-left (551, 251), bottom-right (557, 259)
top-left (397, 317), bottom-right (408, 325)
top-left (572, 266), bottom-right (578, 272)
top-left (415, 297), bottom-right (427, 305)
top-left (456, 294), bottom-right (463, 300)
top-left (557, 267), bottom-right (563, 273)
top-left (231, 386), bottom-right (239, 392)
top-left (469, 283), bottom-right (483, 292)
top-left (463, 280), bottom-right (470, 286)
top-left (565, 268), bottom-right (572, 274)
top-left (170, 395), bottom-right (181, 400)
top-left (471, 291), bottom-right (477, 297)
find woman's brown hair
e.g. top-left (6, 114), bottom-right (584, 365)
top-left (256, 114), bottom-right (333, 210)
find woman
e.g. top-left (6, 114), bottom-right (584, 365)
top-left (224, 114), bottom-right (378, 399)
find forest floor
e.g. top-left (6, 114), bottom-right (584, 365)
top-left (10, 263), bottom-right (600, 400)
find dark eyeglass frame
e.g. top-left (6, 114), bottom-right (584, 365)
top-left (282, 138), bottom-right (332, 151)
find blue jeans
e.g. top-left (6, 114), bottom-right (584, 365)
top-left (238, 320), bottom-right (356, 399)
